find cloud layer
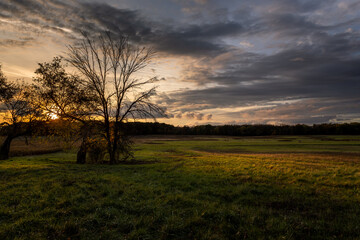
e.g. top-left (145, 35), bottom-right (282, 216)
top-left (0, 0), bottom-right (359, 124)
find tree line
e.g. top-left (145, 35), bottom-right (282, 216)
top-left (3, 120), bottom-right (359, 141)
top-left (122, 122), bottom-right (360, 136)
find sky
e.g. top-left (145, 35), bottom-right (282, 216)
top-left (0, 0), bottom-right (360, 126)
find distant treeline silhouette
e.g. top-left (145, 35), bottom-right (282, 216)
top-left (2, 122), bottom-right (359, 138)
top-left (123, 122), bottom-right (360, 136)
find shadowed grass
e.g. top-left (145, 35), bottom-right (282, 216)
top-left (0, 136), bottom-right (359, 239)
top-left (0, 137), bottom-right (63, 157)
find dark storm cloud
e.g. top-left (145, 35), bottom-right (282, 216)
top-left (82, 3), bottom-right (246, 55)
top-left (149, 22), bottom-right (243, 55)
top-left (81, 3), bottom-right (152, 40)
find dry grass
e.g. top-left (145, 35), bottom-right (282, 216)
top-left (0, 137), bottom-right (63, 157)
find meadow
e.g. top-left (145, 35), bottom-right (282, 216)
top-left (0, 135), bottom-right (359, 239)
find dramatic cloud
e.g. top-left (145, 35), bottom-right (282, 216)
top-left (0, 0), bottom-right (359, 125)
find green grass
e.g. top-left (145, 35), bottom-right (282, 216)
top-left (0, 135), bottom-right (360, 239)
top-left (136, 135), bottom-right (360, 154)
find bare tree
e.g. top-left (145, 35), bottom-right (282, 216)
top-left (66, 32), bottom-right (164, 164)
top-left (0, 65), bottom-right (40, 160)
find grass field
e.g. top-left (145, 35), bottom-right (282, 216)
top-left (0, 137), bottom-right (63, 157)
top-left (0, 135), bottom-right (360, 239)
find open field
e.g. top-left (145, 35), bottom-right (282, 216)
top-left (0, 135), bottom-right (360, 239)
top-left (0, 137), bottom-right (63, 157)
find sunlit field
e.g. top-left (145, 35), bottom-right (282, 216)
top-left (1, 135), bottom-right (360, 239)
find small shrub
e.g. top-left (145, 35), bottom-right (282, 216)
top-left (115, 135), bottom-right (134, 162)
top-left (86, 138), bottom-right (106, 163)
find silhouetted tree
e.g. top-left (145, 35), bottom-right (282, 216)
top-left (0, 65), bottom-right (40, 160)
top-left (32, 57), bottom-right (96, 163)
top-left (66, 32), bottom-right (164, 164)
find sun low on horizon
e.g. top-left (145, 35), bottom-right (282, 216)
top-left (48, 112), bottom-right (59, 120)
top-left (0, 0), bottom-right (359, 126)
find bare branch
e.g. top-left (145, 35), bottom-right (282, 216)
top-left (64, 31), bottom-right (164, 164)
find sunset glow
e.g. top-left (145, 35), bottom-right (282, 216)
top-left (48, 112), bottom-right (59, 120)
top-left (0, 0), bottom-right (359, 125)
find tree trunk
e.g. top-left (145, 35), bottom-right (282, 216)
top-left (76, 138), bottom-right (87, 164)
top-left (0, 135), bottom-right (13, 160)
top-left (104, 117), bottom-right (115, 164)
top-left (112, 123), bottom-right (119, 164)
top-left (109, 148), bottom-right (115, 164)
